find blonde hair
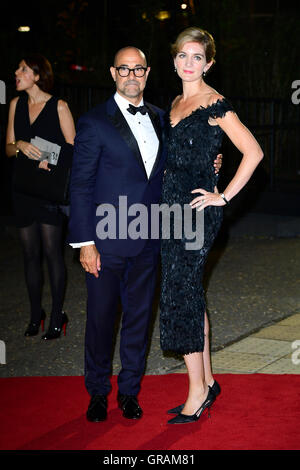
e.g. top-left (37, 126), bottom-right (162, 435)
top-left (171, 27), bottom-right (216, 64)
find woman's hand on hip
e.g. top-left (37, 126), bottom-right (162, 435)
top-left (190, 186), bottom-right (226, 211)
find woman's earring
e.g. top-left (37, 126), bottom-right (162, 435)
top-left (174, 67), bottom-right (177, 72)
top-left (203, 70), bottom-right (206, 77)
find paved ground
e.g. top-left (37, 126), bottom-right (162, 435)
top-left (0, 209), bottom-right (299, 378)
top-left (177, 313), bottom-right (300, 375)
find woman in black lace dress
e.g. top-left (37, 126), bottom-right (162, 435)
top-left (160, 27), bottom-right (263, 424)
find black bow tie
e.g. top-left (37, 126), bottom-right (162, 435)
top-left (127, 104), bottom-right (148, 115)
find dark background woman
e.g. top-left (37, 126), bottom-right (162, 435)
top-left (6, 54), bottom-right (75, 339)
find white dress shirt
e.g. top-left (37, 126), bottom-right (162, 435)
top-left (70, 92), bottom-right (159, 248)
top-left (114, 92), bottom-right (159, 178)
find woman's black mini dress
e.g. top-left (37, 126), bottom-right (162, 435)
top-left (13, 95), bottom-right (66, 228)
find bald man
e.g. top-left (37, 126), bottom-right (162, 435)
top-left (69, 47), bottom-right (166, 421)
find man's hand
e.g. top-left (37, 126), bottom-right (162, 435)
top-left (214, 153), bottom-right (223, 174)
top-left (80, 245), bottom-right (101, 278)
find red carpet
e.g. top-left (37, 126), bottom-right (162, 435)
top-left (0, 374), bottom-right (299, 450)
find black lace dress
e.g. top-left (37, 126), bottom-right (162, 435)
top-left (160, 98), bottom-right (234, 355)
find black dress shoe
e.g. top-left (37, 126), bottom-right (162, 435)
top-left (86, 394), bottom-right (108, 422)
top-left (167, 387), bottom-right (215, 424)
top-left (117, 393), bottom-right (143, 419)
top-left (167, 380), bottom-right (221, 415)
top-left (211, 379), bottom-right (221, 397)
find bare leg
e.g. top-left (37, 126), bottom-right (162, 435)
top-left (181, 352), bottom-right (208, 415)
top-left (180, 312), bottom-right (215, 415)
top-left (203, 311), bottom-right (214, 387)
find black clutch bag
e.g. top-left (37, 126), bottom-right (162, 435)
top-left (13, 142), bottom-right (73, 205)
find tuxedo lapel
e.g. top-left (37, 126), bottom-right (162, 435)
top-left (106, 97), bottom-right (148, 179)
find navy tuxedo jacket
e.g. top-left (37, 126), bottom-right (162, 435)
top-left (68, 95), bottom-right (166, 257)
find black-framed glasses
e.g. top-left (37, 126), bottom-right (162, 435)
top-left (115, 66), bottom-right (147, 77)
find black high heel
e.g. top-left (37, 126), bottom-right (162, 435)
top-left (167, 387), bottom-right (215, 424)
top-left (41, 312), bottom-right (68, 340)
top-left (167, 380), bottom-right (221, 415)
top-left (24, 310), bottom-right (46, 337)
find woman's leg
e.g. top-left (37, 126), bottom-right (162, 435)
top-left (180, 311), bottom-right (216, 415)
top-left (18, 222), bottom-right (43, 323)
top-left (40, 223), bottom-right (66, 329)
top-left (181, 352), bottom-right (208, 415)
top-left (203, 311), bottom-right (215, 387)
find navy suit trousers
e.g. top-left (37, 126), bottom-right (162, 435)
top-left (84, 241), bottom-right (160, 396)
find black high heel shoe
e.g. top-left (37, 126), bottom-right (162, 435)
top-left (24, 310), bottom-right (46, 337)
top-left (41, 312), bottom-right (68, 340)
top-left (167, 380), bottom-right (221, 415)
top-left (167, 387), bottom-right (215, 424)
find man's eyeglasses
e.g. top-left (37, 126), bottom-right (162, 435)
top-left (115, 66), bottom-right (147, 77)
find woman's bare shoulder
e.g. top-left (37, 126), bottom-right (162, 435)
top-left (57, 99), bottom-right (70, 110)
top-left (10, 96), bottom-right (20, 107)
top-left (206, 88), bottom-right (225, 106)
